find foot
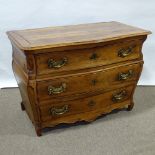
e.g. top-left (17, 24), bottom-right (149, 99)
top-left (35, 127), bottom-right (42, 137)
top-left (21, 102), bottom-right (25, 111)
top-left (127, 103), bottom-right (134, 111)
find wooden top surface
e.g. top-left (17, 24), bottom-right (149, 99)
top-left (7, 21), bottom-right (151, 51)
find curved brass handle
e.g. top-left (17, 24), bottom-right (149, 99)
top-left (118, 70), bottom-right (133, 80)
top-left (50, 105), bottom-right (69, 116)
top-left (118, 45), bottom-right (136, 58)
top-left (112, 90), bottom-right (127, 102)
top-left (48, 83), bottom-right (66, 95)
top-left (48, 57), bottom-right (67, 68)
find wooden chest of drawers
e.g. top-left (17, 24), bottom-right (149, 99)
top-left (7, 21), bottom-right (151, 136)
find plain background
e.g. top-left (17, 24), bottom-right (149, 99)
top-left (0, 0), bottom-right (155, 88)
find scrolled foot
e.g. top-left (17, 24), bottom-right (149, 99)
top-left (127, 103), bottom-right (134, 111)
top-left (21, 102), bottom-right (25, 111)
top-left (35, 127), bottom-right (42, 137)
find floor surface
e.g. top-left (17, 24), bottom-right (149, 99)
top-left (0, 87), bottom-right (155, 155)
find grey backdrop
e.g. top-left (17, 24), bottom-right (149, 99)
top-left (0, 0), bottom-right (154, 88)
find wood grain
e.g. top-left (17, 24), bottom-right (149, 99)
top-left (40, 85), bottom-right (134, 122)
top-left (7, 21), bottom-right (151, 51)
top-left (35, 37), bottom-right (143, 76)
top-left (12, 60), bottom-right (40, 125)
top-left (37, 62), bottom-right (142, 102)
top-left (41, 100), bottom-right (131, 128)
top-left (7, 22), bottom-right (150, 136)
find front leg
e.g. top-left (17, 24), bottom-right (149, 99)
top-left (35, 126), bottom-right (42, 137)
top-left (127, 102), bottom-right (134, 111)
top-left (21, 102), bottom-right (25, 111)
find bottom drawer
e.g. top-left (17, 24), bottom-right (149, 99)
top-left (40, 85), bottom-right (135, 122)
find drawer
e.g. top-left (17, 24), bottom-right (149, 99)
top-left (37, 62), bottom-right (142, 102)
top-left (40, 85), bottom-right (134, 122)
top-left (35, 38), bottom-right (143, 76)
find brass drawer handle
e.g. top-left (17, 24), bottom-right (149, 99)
top-left (48, 57), bottom-right (67, 68)
top-left (48, 83), bottom-right (66, 95)
top-left (50, 105), bottom-right (69, 116)
top-left (118, 45), bottom-right (136, 58)
top-left (118, 70), bottom-right (133, 80)
top-left (112, 90), bottom-right (127, 102)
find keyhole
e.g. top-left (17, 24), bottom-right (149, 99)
top-left (90, 53), bottom-right (98, 60)
top-left (92, 79), bottom-right (97, 85)
top-left (88, 100), bottom-right (96, 107)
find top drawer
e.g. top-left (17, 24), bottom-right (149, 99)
top-left (35, 38), bottom-right (143, 76)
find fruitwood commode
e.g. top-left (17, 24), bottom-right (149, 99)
top-left (7, 22), bottom-right (151, 136)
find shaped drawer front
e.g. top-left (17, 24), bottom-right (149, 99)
top-left (37, 62), bottom-right (142, 102)
top-left (40, 85), bottom-right (134, 122)
top-left (35, 38), bottom-right (143, 76)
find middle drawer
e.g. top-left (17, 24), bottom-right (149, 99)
top-left (37, 62), bottom-right (142, 102)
